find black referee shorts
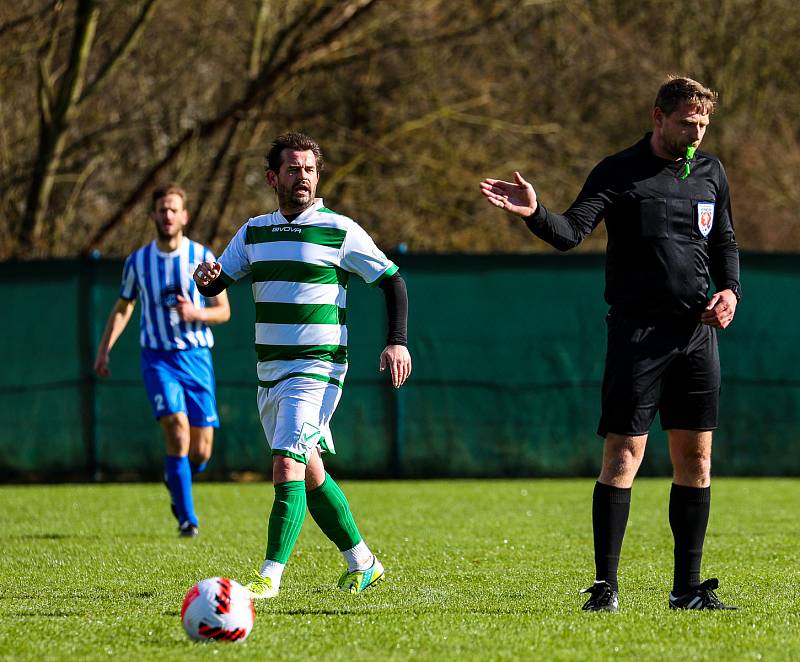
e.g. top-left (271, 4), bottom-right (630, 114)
top-left (597, 312), bottom-right (720, 438)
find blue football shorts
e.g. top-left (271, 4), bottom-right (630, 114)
top-left (140, 347), bottom-right (219, 428)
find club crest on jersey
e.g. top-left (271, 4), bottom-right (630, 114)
top-left (161, 284), bottom-right (184, 308)
top-left (697, 202), bottom-right (714, 237)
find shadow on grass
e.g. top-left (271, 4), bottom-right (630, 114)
top-left (5, 533), bottom-right (101, 540)
top-left (9, 533), bottom-right (73, 540)
top-left (270, 606), bottom-right (541, 616)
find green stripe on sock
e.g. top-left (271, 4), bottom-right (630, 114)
top-left (266, 480), bottom-right (307, 564)
top-left (306, 473), bottom-right (362, 552)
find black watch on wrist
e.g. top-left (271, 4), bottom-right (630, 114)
top-left (728, 284), bottom-right (742, 302)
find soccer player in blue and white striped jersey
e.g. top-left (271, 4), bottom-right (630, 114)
top-left (94, 185), bottom-right (230, 537)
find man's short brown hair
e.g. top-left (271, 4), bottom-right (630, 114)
top-left (151, 184), bottom-right (187, 211)
top-left (265, 132), bottom-right (324, 174)
top-left (654, 76), bottom-right (717, 116)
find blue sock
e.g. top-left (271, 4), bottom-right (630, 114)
top-left (165, 455), bottom-right (198, 526)
top-left (190, 460), bottom-right (208, 476)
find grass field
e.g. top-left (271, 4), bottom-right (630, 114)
top-left (1, 478), bottom-right (797, 661)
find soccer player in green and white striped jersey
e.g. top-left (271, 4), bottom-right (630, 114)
top-left (194, 132), bottom-right (411, 598)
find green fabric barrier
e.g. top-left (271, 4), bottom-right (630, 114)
top-left (0, 253), bottom-right (797, 478)
top-left (0, 262), bottom-right (87, 474)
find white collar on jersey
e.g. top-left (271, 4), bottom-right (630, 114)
top-left (278, 198), bottom-right (325, 224)
top-left (153, 235), bottom-right (188, 257)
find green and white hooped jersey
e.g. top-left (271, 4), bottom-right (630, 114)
top-left (217, 199), bottom-right (398, 388)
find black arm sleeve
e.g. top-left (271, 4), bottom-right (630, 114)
top-left (197, 278), bottom-right (229, 298)
top-left (378, 273), bottom-right (408, 346)
top-left (708, 161), bottom-right (741, 296)
top-left (524, 161), bottom-right (610, 251)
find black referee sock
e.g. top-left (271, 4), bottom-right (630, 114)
top-left (669, 483), bottom-right (711, 595)
top-left (592, 481), bottom-right (632, 592)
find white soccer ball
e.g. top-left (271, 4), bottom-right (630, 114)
top-left (181, 577), bottom-right (255, 643)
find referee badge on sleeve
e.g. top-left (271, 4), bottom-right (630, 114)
top-left (697, 202), bottom-right (714, 237)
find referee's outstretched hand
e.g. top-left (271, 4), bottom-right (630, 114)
top-left (701, 290), bottom-right (738, 329)
top-left (380, 344), bottom-right (412, 389)
top-left (479, 171), bottom-right (538, 218)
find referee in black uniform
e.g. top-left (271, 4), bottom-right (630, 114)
top-left (480, 76), bottom-right (740, 611)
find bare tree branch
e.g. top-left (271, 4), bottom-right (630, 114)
top-left (20, 0), bottom-right (99, 255)
top-left (248, 0), bottom-right (270, 80)
top-left (78, 0), bottom-right (161, 104)
top-left (36, 2), bottom-right (65, 127)
top-left (82, 0), bottom-right (385, 253)
top-left (320, 96), bottom-right (489, 196)
top-left (54, 154), bottom-right (101, 253)
top-left (206, 119), bottom-right (269, 247)
top-left (194, 0), bottom-right (272, 237)
top-left (6, 0), bottom-right (795, 256)
top-left (0, 0), bottom-right (59, 38)
top-left (294, 3), bottom-right (513, 76)
top-left (192, 121), bottom-right (241, 235)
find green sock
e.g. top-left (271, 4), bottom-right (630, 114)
top-left (266, 481), bottom-right (306, 564)
top-left (306, 473), bottom-right (362, 551)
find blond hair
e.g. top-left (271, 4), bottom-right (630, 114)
top-left (151, 184), bottom-right (188, 211)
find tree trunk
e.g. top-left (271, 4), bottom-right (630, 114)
top-left (19, 0), bottom-right (99, 256)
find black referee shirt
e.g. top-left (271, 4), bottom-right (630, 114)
top-left (525, 133), bottom-right (740, 320)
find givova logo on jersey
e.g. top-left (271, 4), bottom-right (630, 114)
top-left (697, 202), bottom-right (714, 237)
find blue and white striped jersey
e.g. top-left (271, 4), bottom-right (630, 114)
top-left (120, 237), bottom-right (216, 351)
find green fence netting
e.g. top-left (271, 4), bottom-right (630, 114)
top-left (1, 253), bottom-right (798, 479)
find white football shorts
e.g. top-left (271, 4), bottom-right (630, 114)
top-left (257, 376), bottom-right (343, 464)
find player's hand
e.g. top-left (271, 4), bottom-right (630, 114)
top-left (176, 295), bottom-right (204, 322)
top-left (479, 171), bottom-right (538, 218)
top-left (379, 345), bottom-right (412, 388)
top-left (94, 351), bottom-right (111, 378)
top-left (701, 290), bottom-right (737, 328)
top-left (193, 261), bottom-right (222, 287)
